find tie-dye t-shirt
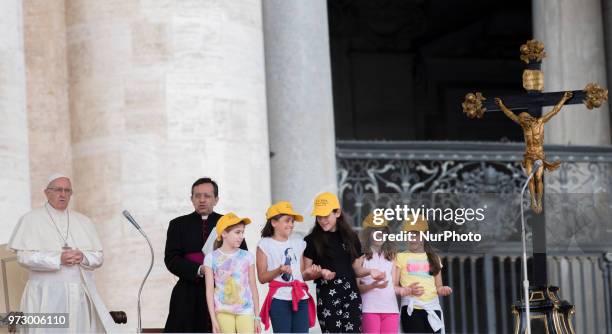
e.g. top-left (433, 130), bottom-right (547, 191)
top-left (395, 252), bottom-right (438, 303)
top-left (203, 248), bottom-right (255, 315)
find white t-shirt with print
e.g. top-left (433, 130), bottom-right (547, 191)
top-left (257, 237), bottom-right (309, 301)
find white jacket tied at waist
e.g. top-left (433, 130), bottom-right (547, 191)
top-left (401, 296), bottom-right (445, 334)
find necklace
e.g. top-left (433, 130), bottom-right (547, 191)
top-left (45, 203), bottom-right (71, 249)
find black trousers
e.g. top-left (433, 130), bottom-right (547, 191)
top-left (316, 276), bottom-right (362, 333)
top-left (164, 279), bottom-right (211, 333)
top-left (400, 306), bottom-right (442, 333)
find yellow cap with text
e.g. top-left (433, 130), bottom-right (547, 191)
top-left (311, 192), bottom-right (340, 216)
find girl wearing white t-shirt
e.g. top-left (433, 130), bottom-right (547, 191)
top-left (256, 201), bottom-right (318, 333)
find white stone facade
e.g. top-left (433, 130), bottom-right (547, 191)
top-left (0, 0), bottom-right (31, 244)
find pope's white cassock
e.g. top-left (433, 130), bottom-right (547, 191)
top-left (7, 202), bottom-right (118, 333)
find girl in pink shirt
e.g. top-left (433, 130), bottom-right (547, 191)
top-left (358, 213), bottom-right (422, 333)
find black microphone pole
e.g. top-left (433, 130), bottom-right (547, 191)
top-left (122, 210), bottom-right (154, 334)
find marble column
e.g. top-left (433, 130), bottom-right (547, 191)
top-left (66, 0), bottom-right (270, 329)
top-left (533, 3), bottom-right (609, 327)
top-left (0, 0), bottom-right (31, 244)
top-left (23, 0), bottom-right (72, 207)
top-left (262, 0), bottom-right (338, 236)
top-left (534, 0), bottom-right (610, 145)
top-left (602, 0), bottom-right (612, 134)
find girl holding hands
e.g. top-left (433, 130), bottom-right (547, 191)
top-left (256, 201), bottom-right (317, 333)
top-left (303, 192), bottom-right (385, 333)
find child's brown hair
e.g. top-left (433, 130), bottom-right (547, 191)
top-left (360, 226), bottom-right (396, 261)
top-left (423, 241), bottom-right (442, 276)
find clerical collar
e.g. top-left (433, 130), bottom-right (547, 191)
top-left (201, 215), bottom-right (209, 220)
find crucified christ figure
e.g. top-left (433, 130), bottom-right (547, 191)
top-left (494, 91), bottom-right (573, 213)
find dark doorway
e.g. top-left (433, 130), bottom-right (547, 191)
top-left (328, 0), bottom-right (532, 142)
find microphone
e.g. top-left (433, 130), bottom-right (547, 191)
top-left (531, 160), bottom-right (543, 175)
top-left (518, 158), bottom-right (542, 334)
top-left (122, 210), bottom-right (141, 230)
top-left (122, 210), bottom-right (153, 333)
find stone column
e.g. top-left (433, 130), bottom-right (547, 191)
top-left (602, 0), bottom-right (612, 133)
top-left (23, 0), bottom-right (72, 206)
top-left (534, 0), bottom-right (610, 145)
top-left (0, 0), bottom-right (31, 243)
top-left (66, 1), bottom-right (270, 328)
top-left (262, 0), bottom-right (337, 235)
top-left (533, 2), bottom-right (609, 320)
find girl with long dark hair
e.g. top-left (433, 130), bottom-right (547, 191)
top-left (303, 192), bottom-right (385, 333)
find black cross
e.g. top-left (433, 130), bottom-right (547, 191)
top-left (483, 90), bottom-right (587, 114)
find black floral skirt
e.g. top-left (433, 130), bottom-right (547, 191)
top-left (315, 276), bottom-right (362, 333)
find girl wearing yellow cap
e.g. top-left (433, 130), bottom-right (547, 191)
top-left (357, 213), bottom-right (402, 334)
top-left (204, 213), bottom-right (261, 333)
top-left (394, 215), bottom-right (452, 333)
top-left (303, 192), bottom-right (385, 333)
top-left (256, 201), bottom-right (317, 333)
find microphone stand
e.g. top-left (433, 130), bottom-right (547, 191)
top-left (123, 211), bottom-right (154, 334)
top-left (519, 160), bottom-right (542, 334)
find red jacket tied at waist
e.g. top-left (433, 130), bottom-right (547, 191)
top-left (259, 280), bottom-right (316, 330)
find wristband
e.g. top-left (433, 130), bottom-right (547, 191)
top-left (254, 316), bottom-right (261, 321)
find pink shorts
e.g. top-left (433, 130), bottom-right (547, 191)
top-left (362, 312), bottom-right (399, 334)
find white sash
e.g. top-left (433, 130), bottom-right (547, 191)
top-left (402, 296), bottom-right (445, 333)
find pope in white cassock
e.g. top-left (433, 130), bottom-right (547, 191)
top-left (7, 174), bottom-right (118, 333)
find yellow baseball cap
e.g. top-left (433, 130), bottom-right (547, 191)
top-left (266, 201), bottom-right (304, 222)
top-left (311, 192), bottom-right (340, 216)
top-left (403, 214), bottom-right (428, 232)
top-left (362, 212), bottom-right (389, 228)
top-left (216, 212), bottom-right (252, 240)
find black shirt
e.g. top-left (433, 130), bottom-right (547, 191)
top-left (303, 230), bottom-right (363, 281)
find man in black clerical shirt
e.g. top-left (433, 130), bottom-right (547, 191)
top-left (164, 177), bottom-right (247, 333)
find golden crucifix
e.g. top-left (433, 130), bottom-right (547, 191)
top-left (462, 40), bottom-right (608, 213)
